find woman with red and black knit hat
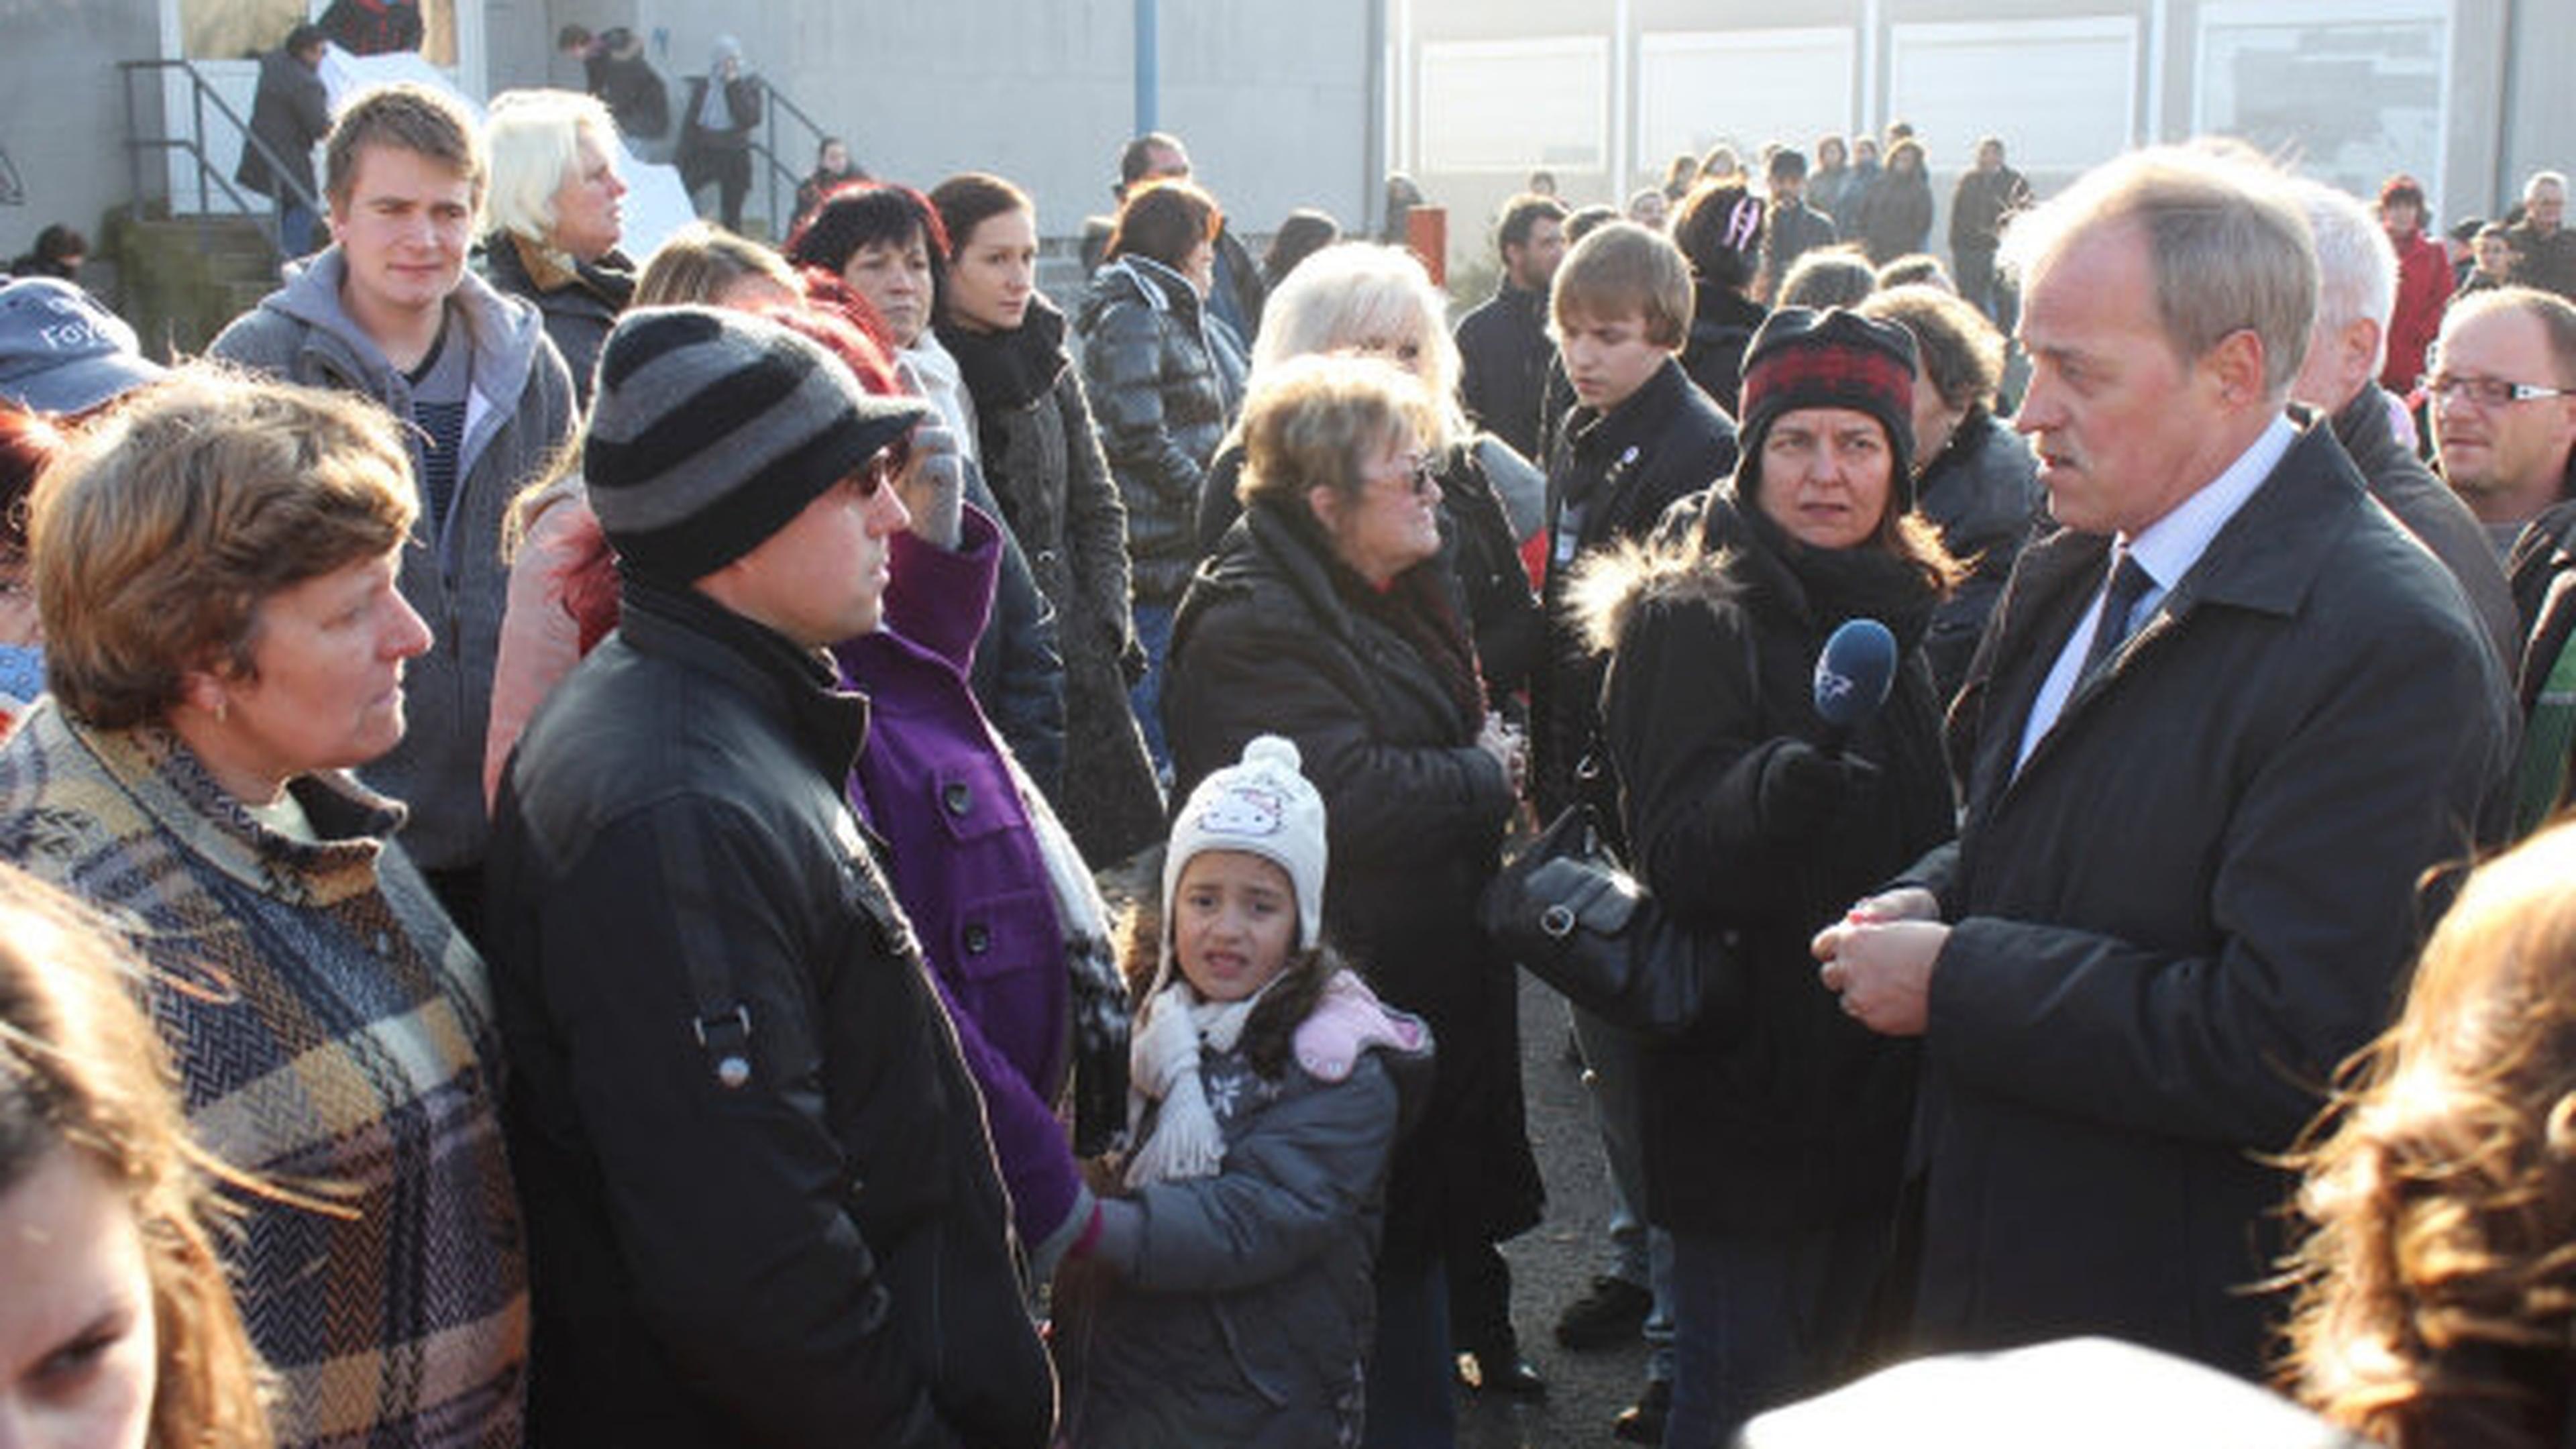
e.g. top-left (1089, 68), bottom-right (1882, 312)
top-left (1572, 307), bottom-right (1962, 1447)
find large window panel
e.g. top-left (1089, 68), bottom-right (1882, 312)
top-left (1889, 18), bottom-right (2138, 172)
top-left (1419, 37), bottom-right (1607, 172)
top-left (2196, 0), bottom-right (2449, 209)
top-left (1638, 28), bottom-right (1856, 168)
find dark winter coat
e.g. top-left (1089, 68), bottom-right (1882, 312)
top-left (2326, 384), bottom-right (2520, 672)
top-left (1165, 500), bottom-right (1540, 1261)
top-left (1680, 285), bottom-right (1766, 417)
top-left (1207, 225), bottom-right (1269, 349)
top-left (1856, 170), bottom-right (1934, 265)
top-left (1762, 201), bottom-right (1841, 299)
top-left (1829, 160), bottom-right (1880, 237)
top-left (1806, 165), bottom-right (1860, 227)
top-left (1057, 979), bottom-right (1432, 1449)
top-left (953, 461), bottom-right (1069, 803)
top-left (675, 74), bottom-right (760, 181)
top-left (583, 35), bottom-right (668, 141)
top-left (235, 44), bottom-right (328, 204)
top-left (1590, 492), bottom-right (1954, 1235)
top-left (480, 231), bottom-right (632, 409)
top-left (1903, 423), bottom-right (2512, 1376)
top-left (2509, 498), bottom-right (2576, 825)
top-left (1076, 255), bottom-right (1238, 607)
top-left (1532, 356), bottom-right (1741, 828)
top-left (1947, 165), bottom-right (2031, 258)
top-left (2507, 220), bottom-right (2576, 301)
top-left (485, 576), bottom-right (1055, 1449)
top-left (1915, 409), bottom-right (2045, 700)
top-left (1454, 280), bottom-right (1555, 463)
top-left (943, 296), bottom-right (1163, 867)
top-left (1194, 434), bottom-right (1546, 702)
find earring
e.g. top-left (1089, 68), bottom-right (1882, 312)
top-left (213, 698), bottom-right (228, 726)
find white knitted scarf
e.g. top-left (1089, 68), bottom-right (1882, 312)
top-left (1123, 975), bottom-right (1281, 1188)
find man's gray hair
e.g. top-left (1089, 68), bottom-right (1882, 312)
top-left (2000, 143), bottom-right (2317, 396)
top-left (2290, 177), bottom-right (2398, 376)
top-left (2526, 170), bottom-right (2567, 201)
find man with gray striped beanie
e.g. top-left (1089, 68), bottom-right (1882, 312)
top-left (483, 305), bottom-right (1060, 1448)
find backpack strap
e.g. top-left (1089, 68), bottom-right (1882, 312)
top-left (2512, 601), bottom-right (2576, 839)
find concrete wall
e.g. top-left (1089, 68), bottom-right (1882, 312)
top-left (0, 0), bottom-right (164, 265)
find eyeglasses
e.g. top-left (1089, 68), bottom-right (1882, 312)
top-left (1381, 453), bottom-right (1440, 498)
top-left (845, 452), bottom-right (900, 498)
top-left (2422, 372), bottom-right (2573, 409)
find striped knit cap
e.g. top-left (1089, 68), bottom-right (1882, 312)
top-left (585, 305), bottom-right (926, 584)
top-left (1737, 305), bottom-right (1921, 510)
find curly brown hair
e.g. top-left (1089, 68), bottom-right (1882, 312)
top-left (2281, 820), bottom-right (2576, 1449)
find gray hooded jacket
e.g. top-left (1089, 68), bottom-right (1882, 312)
top-left (211, 249), bottom-right (577, 871)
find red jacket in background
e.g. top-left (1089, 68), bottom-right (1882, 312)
top-left (2383, 227), bottom-right (2454, 395)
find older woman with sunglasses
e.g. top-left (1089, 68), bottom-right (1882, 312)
top-left (1162, 355), bottom-right (1525, 1448)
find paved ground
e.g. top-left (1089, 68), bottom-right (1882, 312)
top-left (1456, 969), bottom-right (1655, 1448)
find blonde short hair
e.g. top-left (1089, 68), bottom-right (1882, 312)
top-left (30, 368), bottom-right (417, 729)
top-left (634, 221), bottom-right (797, 308)
top-left (483, 88), bottom-right (619, 247)
top-left (1252, 242), bottom-right (1464, 447)
top-left (1236, 354), bottom-right (1440, 512)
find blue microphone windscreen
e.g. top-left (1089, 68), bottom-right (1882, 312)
top-left (1813, 618), bottom-right (1899, 729)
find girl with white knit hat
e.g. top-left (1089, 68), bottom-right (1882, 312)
top-left (1053, 733), bottom-right (1432, 1448)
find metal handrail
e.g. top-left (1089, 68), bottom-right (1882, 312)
top-left (682, 70), bottom-right (832, 240)
top-left (755, 76), bottom-right (829, 235)
top-left (118, 58), bottom-right (317, 261)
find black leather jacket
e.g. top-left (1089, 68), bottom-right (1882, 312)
top-left (486, 577), bottom-right (1054, 1449)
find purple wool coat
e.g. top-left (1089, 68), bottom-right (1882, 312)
top-left (833, 504), bottom-right (1090, 1268)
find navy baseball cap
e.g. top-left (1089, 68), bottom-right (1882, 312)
top-left (0, 278), bottom-right (166, 416)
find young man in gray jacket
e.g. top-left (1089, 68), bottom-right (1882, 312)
top-left (213, 81), bottom-right (576, 936)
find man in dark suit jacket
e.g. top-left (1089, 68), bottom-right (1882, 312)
top-left (1815, 144), bottom-right (2512, 1381)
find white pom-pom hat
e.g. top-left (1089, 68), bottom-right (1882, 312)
top-left (1159, 734), bottom-right (1330, 959)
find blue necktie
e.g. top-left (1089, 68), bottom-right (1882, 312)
top-left (2080, 549), bottom-right (2153, 684)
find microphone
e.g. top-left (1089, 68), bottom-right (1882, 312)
top-left (1813, 618), bottom-right (1898, 756)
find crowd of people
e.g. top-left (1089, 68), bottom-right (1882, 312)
top-left (8, 50), bottom-right (2576, 1449)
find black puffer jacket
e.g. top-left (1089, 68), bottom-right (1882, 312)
top-left (1165, 499), bottom-right (1540, 1262)
top-left (945, 297), bottom-right (1163, 866)
top-left (1587, 490), bottom-right (1955, 1235)
top-left (1915, 409), bottom-right (2045, 700)
top-left (1076, 255), bottom-right (1238, 606)
top-left (486, 578), bottom-right (1055, 1449)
